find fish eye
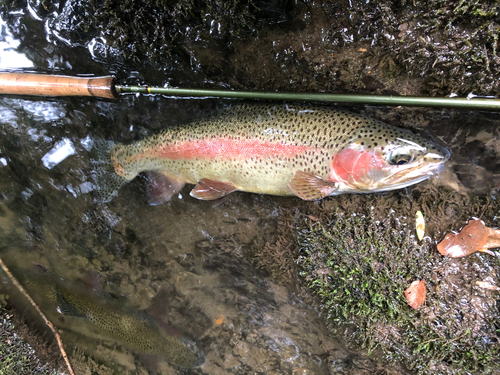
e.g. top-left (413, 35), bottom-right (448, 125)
top-left (388, 148), bottom-right (414, 166)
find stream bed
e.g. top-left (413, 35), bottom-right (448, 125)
top-left (0, 1), bottom-right (499, 374)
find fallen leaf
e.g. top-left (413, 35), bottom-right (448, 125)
top-left (415, 211), bottom-right (425, 241)
top-left (215, 315), bottom-right (225, 325)
top-left (404, 279), bottom-right (426, 309)
top-left (475, 281), bottom-right (500, 291)
top-left (484, 226), bottom-right (500, 249)
top-left (437, 219), bottom-right (500, 258)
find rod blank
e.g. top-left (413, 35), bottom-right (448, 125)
top-left (0, 72), bottom-right (499, 111)
top-left (117, 85), bottom-right (500, 110)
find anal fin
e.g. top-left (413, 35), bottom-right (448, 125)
top-left (289, 171), bottom-right (338, 200)
top-left (190, 179), bottom-right (237, 200)
top-left (146, 172), bottom-right (185, 205)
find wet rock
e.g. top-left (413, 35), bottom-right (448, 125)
top-left (3, 1), bottom-right (500, 95)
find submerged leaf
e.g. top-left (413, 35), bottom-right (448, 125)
top-left (415, 210), bottom-right (425, 241)
top-left (404, 280), bottom-right (426, 309)
top-left (475, 281), bottom-right (500, 291)
top-left (437, 219), bottom-right (500, 258)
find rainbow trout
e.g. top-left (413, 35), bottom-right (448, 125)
top-left (22, 275), bottom-right (204, 369)
top-left (97, 103), bottom-right (449, 203)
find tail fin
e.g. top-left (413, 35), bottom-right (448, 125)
top-left (90, 139), bottom-right (129, 203)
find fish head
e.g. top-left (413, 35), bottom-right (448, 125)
top-left (329, 125), bottom-right (450, 193)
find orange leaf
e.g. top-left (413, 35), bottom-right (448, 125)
top-left (484, 226), bottom-right (500, 249)
top-left (437, 219), bottom-right (500, 258)
top-left (476, 281), bottom-right (500, 291)
top-left (404, 279), bottom-right (426, 309)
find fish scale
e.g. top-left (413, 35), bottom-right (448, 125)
top-left (96, 103), bottom-right (449, 203)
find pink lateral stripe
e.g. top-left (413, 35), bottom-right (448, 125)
top-left (150, 138), bottom-right (310, 160)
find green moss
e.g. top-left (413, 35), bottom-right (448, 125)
top-left (298, 212), bottom-right (433, 346)
top-left (295, 192), bottom-right (500, 374)
top-left (0, 307), bottom-right (59, 375)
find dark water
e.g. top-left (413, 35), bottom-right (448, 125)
top-left (0, 94), bottom-right (351, 373)
top-left (0, 4), bottom-right (499, 375)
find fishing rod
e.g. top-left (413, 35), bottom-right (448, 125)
top-left (0, 72), bottom-right (499, 110)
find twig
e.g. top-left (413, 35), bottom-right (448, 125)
top-left (478, 200), bottom-right (490, 220)
top-left (443, 330), bottom-right (469, 347)
top-left (0, 257), bottom-right (76, 375)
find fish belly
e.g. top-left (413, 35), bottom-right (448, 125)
top-left (155, 156), bottom-right (304, 196)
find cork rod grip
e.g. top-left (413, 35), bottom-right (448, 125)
top-left (0, 73), bottom-right (118, 99)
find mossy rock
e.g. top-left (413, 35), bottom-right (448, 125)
top-left (293, 186), bottom-right (500, 374)
top-left (0, 307), bottom-right (60, 375)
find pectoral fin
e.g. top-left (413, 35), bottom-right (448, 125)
top-left (146, 172), bottom-right (185, 205)
top-left (289, 171), bottom-right (338, 200)
top-left (190, 179), bottom-right (238, 200)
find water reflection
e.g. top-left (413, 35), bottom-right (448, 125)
top-left (41, 138), bottom-right (75, 169)
top-left (0, 98), bottom-right (67, 126)
top-left (0, 14), bottom-right (33, 69)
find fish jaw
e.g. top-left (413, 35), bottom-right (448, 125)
top-left (328, 142), bottom-right (450, 193)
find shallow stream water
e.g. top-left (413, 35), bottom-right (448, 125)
top-left (0, 10), bottom-right (386, 374)
top-left (0, 95), bottom-right (392, 374)
top-left (0, 4), bottom-right (499, 375)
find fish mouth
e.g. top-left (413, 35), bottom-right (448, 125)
top-left (342, 157), bottom-right (447, 194)
top-left (333, 140), bottom-right (450, 195)
top-left (437, 144), bottom-right (451, 162)
top-left (370, 159), bottom-right (446, 192)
